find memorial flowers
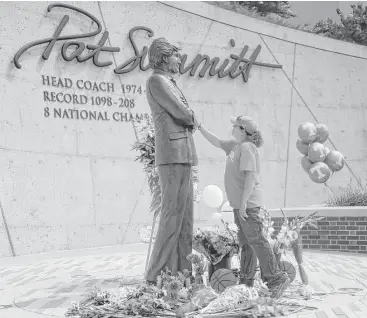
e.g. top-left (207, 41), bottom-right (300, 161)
top-left (261, 208), bottom-right (324, 285)
top-left (66, 234), bottom-right (317, 318)
top-left (192, 221), bottom-right (239, 265)
top-left (65, 284), bottom-right (173, 317)
top-left (261, 208), bottom-right (323, 255)
top-left (65, 276), bottom-right (295, 318)
top-left (187, 253), bottom-right (207, 284)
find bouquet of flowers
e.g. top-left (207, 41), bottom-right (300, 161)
top-left (187, 253), bottom-right (207, 285)
top-left (261, 208), bottom-right (324, 285)
top-left (65, 284), bottom-right (173, 317)
top-left (192, 222), bottom-right (239, 265)
top-left (261, 208), bottom-right (323, 255)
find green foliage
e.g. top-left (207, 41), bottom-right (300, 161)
top-left (310, 4), bottom-right (367, 46)
top-left (327, 181), bottom-right (367, 206)
top-left (132, 117), bottom-right (200, 218)
top-left (132, 116), bottom-right (161, 217)
top-left (205, 2), bottom-right (304, 31)
top-left (236, 1), bottom-right (296, 19)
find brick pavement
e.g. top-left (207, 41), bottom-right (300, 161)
top-left (1, 244), bottom-right (367, 318)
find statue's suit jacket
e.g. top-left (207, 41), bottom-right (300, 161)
top-left (146, 69), bottom-right (198, 166)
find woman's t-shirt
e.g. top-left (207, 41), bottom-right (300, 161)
top-left (220, 139), bottom-right (263, 209)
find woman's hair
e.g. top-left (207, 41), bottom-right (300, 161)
top-left (240, 127), bottom-right (264, 148)
top-left (148, 37), bottom-right (178, 69)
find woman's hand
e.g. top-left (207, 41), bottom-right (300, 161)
top-left (239, 205), bottom-right (248, 221)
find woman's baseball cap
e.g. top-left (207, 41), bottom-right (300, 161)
top-left (230, 116), bottom-right (258, 134)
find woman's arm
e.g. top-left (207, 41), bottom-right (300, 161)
top-left (194, 117), bottom-right (234, 153)
top-left (240, 171), bottom-right (256, 216)
top-left (239, 144), bottom-right (258, 217)
top-left (198, 125), bottom-right (221, 148)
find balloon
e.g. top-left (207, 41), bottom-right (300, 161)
top-left (324, 147), bottom-right (330, 155)
top-left (316, 124), bottom-right (329, 143)
top-left (220, 201), bottom-right (232, 212)
top-left (325, 150), bottom-right (345, 172)
top-left (201, 185), bottom-right (223, 208)
top-left (308, 142), bottom-right (327, 163)
top-left (296, 139), bottom-right (309, 156)
top-left (298, 122), bottom-right (318, 143)
top-left (308, 162), bottom-right (331, 183)
top-left (301, 156), bottom-right (313, 173)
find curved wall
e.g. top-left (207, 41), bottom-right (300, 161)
top-left (0, 1), bottom-right (366, 257)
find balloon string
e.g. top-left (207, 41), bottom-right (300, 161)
top-left (324, 182), bottom-right (336, 198)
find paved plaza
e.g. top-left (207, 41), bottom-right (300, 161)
top-left (1, 244), bottom-right (367, 318)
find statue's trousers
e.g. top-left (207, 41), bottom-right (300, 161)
top-left (145, 163), bottom-right (193, 281)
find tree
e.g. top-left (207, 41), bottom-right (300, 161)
top-left (236, 1), bottom-right (296, 19)
top-left (310, 4), bottom-right (367, 46)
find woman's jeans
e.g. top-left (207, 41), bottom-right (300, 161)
top-left (233, 207), bottom-right (285, 285)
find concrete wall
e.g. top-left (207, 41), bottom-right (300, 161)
top-left (0, 1), bottom-right (366, 257)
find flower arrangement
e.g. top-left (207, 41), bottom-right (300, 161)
top-left (192, 221), bottom-right (239, 265)
top-left (262, 208), bottom-right (323, 255)
top-left (65, 284), bottom-right (172, 317)
top-left (261, 208), bottom-right (324, 285)
top-left (66, 256), bottom-right (206, 318)
top-left (187, 253), bottom-right (207, 285)
top-left (66, 248), bottom-right (317, 318)
top-left (156, 267), bottom-right (190, 300)
top-left (66, 209), bottom-right (323, 318)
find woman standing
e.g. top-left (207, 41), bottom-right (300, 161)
top-left (196, 115), bottom-right (291, 299)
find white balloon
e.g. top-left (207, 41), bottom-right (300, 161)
top-left (201, 185), bottom-right (223, 208)
top-left (220, 201), bottom-right (232, 212)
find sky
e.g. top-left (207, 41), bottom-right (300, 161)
top-left (289, 1), bottom-right (361, 26)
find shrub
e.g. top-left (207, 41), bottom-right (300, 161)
top-left (237, 1), bottom-right (296, 19)
top-left (310, 4), bottom-right (367, 46)
top-left (327, 181), bottom-right (367, 206)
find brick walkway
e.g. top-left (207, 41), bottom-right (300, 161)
top-left (1, 244), bottom-right (367, 317)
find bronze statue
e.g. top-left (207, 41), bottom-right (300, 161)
top-left (145, 38), bottom-right (199, 283)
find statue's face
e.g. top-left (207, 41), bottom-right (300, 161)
top-left (166, 51), bottom-right (181, 74)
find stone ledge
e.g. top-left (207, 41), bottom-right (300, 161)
top-left (221, 206), bottom-right (367, 217)
top-left (267, 206), bottom-right (367, 217)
